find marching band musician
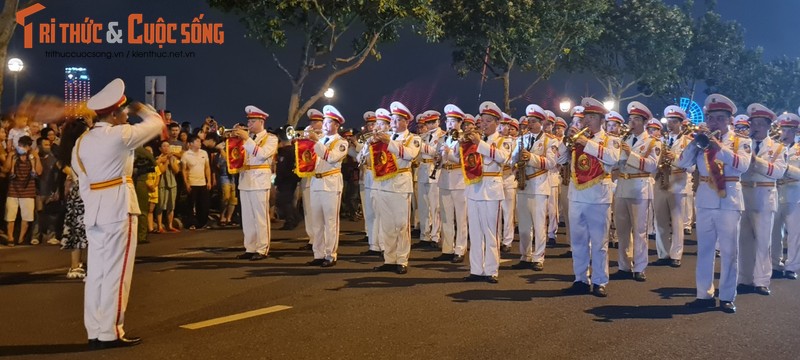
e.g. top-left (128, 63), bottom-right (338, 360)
top-left (613, 102), bottom-right (662, 283)
top-left (433, 105), bottom-right (469, 263)
top-left (553, 116), bottom-right (570, 248)
top-left (372, 102), bottom-right (421, 274)
top-left (511, 104), bottom-right (557, 271)
top-left (462, 101), bottom-right (511, 284)
top-left (519, 116), bottom-right (529, 135)
top-left (305, 106), bottom-right (349, 268)
top-left (604, 111), bottom-right (625, 250)
top-left (563, 98), bottom-right (621, 297)
top-left (414, 110), bottom-right (445, 249)
top-left (78, 78), bottom-right (164, 348)
top-left (653, 106), bottom-right (694, 268)
top-left (738, 104), bottom-right (786, 295)
top-left (355, 111), bottom-right (380, 255)
top-left (544, 110), bottom-right (561, 243)
top-left (498, 113), bottom-right (518, 253)
top-left (360, 109), bottom-right (393, 256)
top-left (235, 105), bottom-right (279, 261)
top-left (734, 114), bottom-right (751, 136)
top-left (299, 109), bottom-right (324, 250)
top-left (677, 94), bottom-right (752, 313)
top-left (772, 113), bottom-right (800, 280)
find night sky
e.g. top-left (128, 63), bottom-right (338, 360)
top-left (3, 0), bottom-right (799, 129)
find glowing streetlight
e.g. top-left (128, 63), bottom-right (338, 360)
top-left (559, 98), bottom-right (572, 113)
top-left (660, 117), bottom-right (668, 124)
top-left (7, 58), bottom-right (23, 106)
top-left (603, 99), bottom-right (615, 111)
top-left (324, 88), bottom-right (335, 99)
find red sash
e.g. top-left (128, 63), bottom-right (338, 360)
top-left (293, 139), bottom-right (317, 178)
top-left (460, 141), bottom-right (483, 185)
top-left (225, 137), bottom-right (245, 174)
top-left (370, 142), bottom-right (400, 181)
top-left (571, 137), bottom-right (607, 190)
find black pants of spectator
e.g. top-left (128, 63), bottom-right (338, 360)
top-left (276, 185), bottom-right (299, 228)
top-left (342, 181), bottom-right (361, 220)
top-left (187, 186), bottom-right (210, 229)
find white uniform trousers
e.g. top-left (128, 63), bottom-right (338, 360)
top-left (684, 194), bottom-right (694, 230)
top-left (654, 189), bottom-right (686, 260)
top-left (302, 186), bottom-right (312, 244)
top-left (309, 190), bottom-right (342, 261)
top-left (361, 185), bottom-right (379, 251)
top-left (468, 199), bottom-right (502, 276)
top-left (739, 207), bottom-right (774, 287)
top-left (559, 184), bottom-right (571, 248)
top-left (374, 191), bottom-right (412, 265)
top-left (569, 201), bottom-right (611, 286)
top-left (241, 189), bottom-right (270, 255)
top-left (517, 194), bottom-right (548, 263)
top-left (614, 198), bottom-right (650, 273)
top-left (84, 215), bottom-right (138, 341)
top-left (501, 188), bottom-right (517, 246)
top-left (695, 208), bottom-right (741, 301)
top-left (440, 188), bottom-right (468, 256)
top-left (417, 182), bottom-right (441, 243)
top-left (547, 185), bottom-right (559, 238)
top-left (773, 203), bottom-right (800, 272)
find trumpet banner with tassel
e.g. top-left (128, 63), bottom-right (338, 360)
top-left (294, 139), bottom-right (317, 178)
top-left (225, 137), bottom-right (245, 174)
top-left (459, 142), bottom-right (483, 185)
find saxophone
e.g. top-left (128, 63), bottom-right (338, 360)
top-left (658, 147), bottom-right (672, 190)
top-left (515, 135), bottom-right (528, 190)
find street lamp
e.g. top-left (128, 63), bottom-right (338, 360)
top-left (559, 98), bottom-right (572, 113)
top-left (324, 87), bottom-right (335, 99)
top-left (603, 98), bottom-right (615, 111)
top-left (7, 58), bottom-right (23, 106)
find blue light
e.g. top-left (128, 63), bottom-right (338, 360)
top-left (679, 97), bottom-right (703, 124)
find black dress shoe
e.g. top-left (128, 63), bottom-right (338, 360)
top-left (559, 250), bottom-right (574, 258)
top-left (450, 255), bottom-right (465, 263)
top-left (547, 238), bottom-right (556, 247)
top-left (432, 253), bottom-right (455, 261)
top-left (500, 244), bottom-right (512, 253)
top-left (89, 336), bottom-right (142, 350)
top-left (486, 276), bottom-right (499, 284)
top-left (321, 260), bottom-right (337, 267)
top-left (395, 265), bottom-right (407, 274)
top-left (464, 274), bottom-right (484, 282)
top-left (736, 284), bottom-right (754, 294)
top-left (685, 298), bottom-right (716, 308)
top-left (510, 261), bottom-right (533, 270)
top-left (610, 270), bottom-right (633, 280)
top-left (772, 270), bottom-right (785, 279)
top-left (647, 234), bottom-right (655, 240)
top-left (558, 221), bottom-right (566, 227)
top-left (360, 250), bottom-right (382, 256)
top-left (592, 284), bottom-right (608, 297)
top-left (300, 244), bottom-right (313, 250)
top-left (235, 252), bottom-right (255, 260)
top-left (754, 286), bottom-right (771, 296)
top-left (411, 241), bottom-right (429, 249)
top-left (374, 264), bottom-right (395, 272)
top-left (249, 253), bottom-right (267, 261)
top-left (633, 272), bottom-right (647, 282)
top-left (720, 301), bottom-right (736, 313)
top-left (532, 262), bottom-right (544, 271)
top-left (653, 258), bottom-right (671, 266)
top-left (563, 281), bottom-right (591, 295)
top-left (306, 258), bottom-right (325, 266)
top-left (279, 223), bottom-right (298, 230)
top-left (427, 241), bottom-right (440, 249)
top-left (786, 271), bottom-right (798, 280)
top-left (670, 259), bottom-right (681, 268)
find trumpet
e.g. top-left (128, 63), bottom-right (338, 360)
top-left (769, 124), bottom-right (782, 140)
top-left (564, 126), bottom-right (591, 150)
top-left (217, 126), bottom-right (240, 138)
top-left (457, 129), bottom-right (482, 143)
top-left (657, 148), bottom-right (674, 190)
top-left (693, 129), bottom-right (722, 150)
top-left (619, 124), bottom-right (633, 142)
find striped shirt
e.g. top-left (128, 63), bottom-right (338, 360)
top-left (8, 156), bottom-right (36, 198)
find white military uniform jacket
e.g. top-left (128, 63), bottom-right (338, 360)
top-left (418, 128), bottom-right (445, 184)
top-left (74, 115), bottom-right (163, 227)
top-left (238, 130), bottom-right (278, 191)
top-left (374, 129), bottom-right (420, 194)
top-left (661, 131), bottom-right (695, 194)
top-left (741, 136), bottom-right (787, 212)
top-left (548, 135), bottom-right (567, 187)
top-left (616, 131), bottom-right (662, 200)
top-left (311, 134), bottom-right (348, 192)
top-left (439, 133), bottom-right (466, 190)
top-left (567, 129), bottom-right (621, 204)
top-left (356, 142), bottom-right (376, 190)
top-left (512, 131), bottom-right (558, 195)
top-left (779, 143), bottom-right (800, 204)
top-left (461, 131), bottom-right (511, 201)
top-left (676, 131), bottom-right (752, 211)
top-left (501, 136), bottom-right (518, 189)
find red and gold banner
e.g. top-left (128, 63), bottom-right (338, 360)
top-left (370, 142), bottom-right (399, 181)
top-left (704, 148), bottom-right (727, 197)
top-left (294, 139), bottom-right (317, 178)
top-left (459, 142), bottom-right (483, 185)
top-left (571, 143), bottom-right (606, 190)
top-left (225, 137), bottom-right (245, 174)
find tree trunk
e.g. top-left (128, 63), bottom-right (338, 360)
top-left (502, 70), bottom-right (511, 112)
top-left (0, 0), bottom-right (24, 112)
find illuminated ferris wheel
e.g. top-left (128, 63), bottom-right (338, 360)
top-left (679, 97), bottom-right (704, 124)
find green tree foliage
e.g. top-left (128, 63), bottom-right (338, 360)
top-left (705, 47), bottom-right (772, 109)
top-left (566, 0), bottom-right (692, 106)
top-left (439, 0), bottom-right (607, 112)
top-left (764, 56), bottom-right (800, 113)
top-left (208, 0), bottom-right (443, 125)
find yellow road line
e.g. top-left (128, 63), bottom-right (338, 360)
top-left (180, 305), bottom-right (292, 330)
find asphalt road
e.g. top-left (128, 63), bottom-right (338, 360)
top-left (1, 219), bottom-right (799, 359)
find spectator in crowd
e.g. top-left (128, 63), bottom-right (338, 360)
top-left (274, 130), bottom-right (300, 230)
top-left (0, 127), bottom-right (8, 240)
top-left (181, 135), bottom-right (211, 229)
top-left (133, 146), bottom-right (157, 243)
top-left (28, 120), bottom-right (42, 145)
top-left (36, 136), bottom-right (63, 245)
top-left (156, 141), bottom-right (181, 232)
top-left (178, 131), bottom-right (189, 147)
top-left (340, 129), bottom-right (361, 221)
top-left (3, 136), bottom-right (42, 246)
top-left (7, 114), bottom-right (30, 154)
top-left (181, 121), bottom-right (192, 135)
top-left (58, 118), bottom-right (91, 279)
top-left (167, 122), bottom-right (184, 153)
top-left (145, 146), bottom-right (163, 233)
